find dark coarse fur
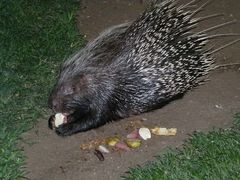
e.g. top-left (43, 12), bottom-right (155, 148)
top-left (48, 0), bottom-right (238, 136)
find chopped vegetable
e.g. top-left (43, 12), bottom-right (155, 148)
top-left (115, 142), bottom-right (131, 151)
top-left (151, 127), bottom-right (177, 136)
top-left (126, 139), bottom-right (141, 148)
top-left (80, 139), bottom-right (105, 150)
top-left (127, 129), bottom-right (140, 139)
top-left (139, 127), bottom-right (151, 140)
top-left (98, 145), bottom-right (110, 153)
top-left (106, 137), bottom-right (120, 146)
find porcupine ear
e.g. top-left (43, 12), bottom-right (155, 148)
top-left (72, 73), bottom-right (92, 93)
top-left (61, 74), bottom-right (90, 95)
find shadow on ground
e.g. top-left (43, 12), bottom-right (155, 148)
top-left (22, 0), bottom-right (240, 180)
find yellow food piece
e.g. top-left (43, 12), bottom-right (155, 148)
top-left (106, 137), bottom-right (120, 146)
top-left (125, 139), bottom-right (141, 148)
top-left (167, 128), bottom-right (177, 136)
top-left (151, 127), bottom-right (177, 136)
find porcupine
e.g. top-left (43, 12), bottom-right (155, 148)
top-left (48, 0), bottom-right (239, 136)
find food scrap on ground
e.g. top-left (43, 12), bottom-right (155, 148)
top-left (80, 124), bottom-right (177, 161)
top-left (97, 145), bottom-right (110, 154)
top-left (125, 139), bottom-right (141, 148)
top-left (106, 137), bottom-right (120, 146)
top-left (127, 129), bottom-right (140, 139)
top-left (124, 119), bottom-right (143, 130)
top-left (151, 127), bottom-right (177, 136)
top-left (115, 142), bottom-right (131, 151)
top-left (94, 149), bottom-right (104, 161)
top-left (139, 127), bottom-right (151, 140)
top-left (80, 139), bottom-right (105, 150)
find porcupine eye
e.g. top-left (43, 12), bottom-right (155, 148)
top-left (62, 85), bottom-right (74, 96)
top-left (60, 85), bottom-right (77, 110)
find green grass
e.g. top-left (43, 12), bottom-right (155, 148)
top-left (1, 1), bottom-right (240, 180)
top-left (0, 0), bottom-right (85, 179)
top-left (124, 114), bottom-right (240, 180)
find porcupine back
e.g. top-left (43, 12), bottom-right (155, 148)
top-left (58, 0), bottom-right (238, 117)
top-left (105, 0), bottom-right (215, 113)
top-left (126, 0), bottom-right (213, 90)
top-left (109, 0), bottom-right (239, 115)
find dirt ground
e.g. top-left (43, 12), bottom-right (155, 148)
top-left (22, 0), bottom-right (240, 180)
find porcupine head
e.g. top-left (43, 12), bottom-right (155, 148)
top-left (48, 67), bottom-right (113, 136)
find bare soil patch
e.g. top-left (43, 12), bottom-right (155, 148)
top-left (22, 1), bottom-right (240, 179)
